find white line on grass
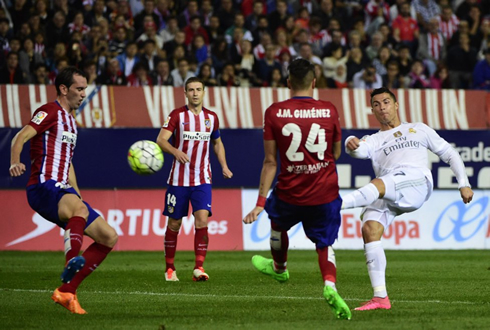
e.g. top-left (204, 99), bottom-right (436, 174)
top-left (0, 288), bottom-right (486, 306)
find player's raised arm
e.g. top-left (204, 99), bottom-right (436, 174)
top-left (211, 137), bottom-right (233, 179)
top-left (9, 125), bottom-right (37, 177)
top-left (156, 128), bottom-right (189, 164)
top-left (344, 135), bottom-right (371, 159)
top-left (243, 139), bottom-right (277, 224)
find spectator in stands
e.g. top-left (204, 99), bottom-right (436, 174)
top-left (169, 44), bottom-right (186, 70)
top-left (84, 0), bottom-right (110, 28)
top-left (16, 22), bottom-right (32, 43)
top-left (184, 15), bottom-right (210, 47)
top-left (151, 59), bottom-right (174, 86)
top-left (308, 17), bottom-right (329, 58)
top-left (154, 0), bottom-right (171, 31)
top-left (456, 0), bottom-right (478, 20)
top-left (346, 47), bottom-right (369, 83)
top-left (365, 31), bottom-right (383, 61)
top-left (137, 19), bottom-right (164, 49)
top-left (322, 28), bottom-right (347, 58)
top-left (97, 57), bottom-right (127, 85)
top-left (313, 0), bottom-right (345, 30)
top-left (326, 62), bottom-right (348, 88)
top-left (378, 22), bottom-right (398, 50)
top-left (197, 62), bottom-right (217, 86)
top-left (314, 63), bottom-right (328, 88)
top-left (417, 17), bottom-right (447, 76)
top-left (278, 47), bottom-right (292, 78)
top-left (140, 39), bottom-right (162, 73)
top-left (0, 18), bottom-right (11, 60)
top-left (216, 0), bottom-right (236, 31)
top-left (268, 67), bottom-right (285, 88)
top-left (9, 38), bottom-right (22, 56)
top-left (83, 60), bottom-right (98, 85)
top-left (190, 34), bottom-right (209, 65)
top-left (268, 0), bottom-right (289, 33)
top-left (382, 60), bottom-right (405, 89)
top-left (113, 1), bottom-right (134, 36)
top-left (408, 59), bottom-right (430, 88)
top-left (34, 0), bottom-right (52, 27)
top-left (396, 44), bottom-right (412, 77)
top-left (467, 5), bottom-right (482, 45)
top-left (109, 27), bottom-right (128, 58)
top-left (429, 63), bottom-right (451, 89)
top-left (251, 15), bottom-right (270, 47)
top-left (48, 57), bottom-right (69, 83)
top-left (412, 0), bottom-right (440, 32)
top-left (164, 31), bottom-right (187, 61)
top-left (294, 7), bottom-right (310, 31)
top-left (447, 32), bottom-right (478, 88)
top-left (68, 11), bottom-right (91, 37)
top-left (438, 5), bottom-right (460, 44)
top-left (364, 0), bottom-right (390, 35)
top-left (177, 0), bottom-right (200, 29)
top-left (352, 63), bottom-right (382, 89)
top-left (134, 0), bottom-right (160, 34)
top-left (127, 61), bottom-right (153, 86)
top-left (171, 57), bottom-right (194, 87)
top-left (225, 12), bottom-right (253, 44)
top-left (255, 44), bottom-right (282, 85)
top-left (200, 0), bottom-right (213, 26)
top-left (53, 0), bottom-right (74, 22)
top-left (245, 0), bottom-right (264, 32)
top-left (389, 0), bottom-right (416, 23)
top-left (29, 15), bottom-right (46, 40)
top-left (253, 31), bottom-right (272, 59)
top-left (298, 42), bottom-right (322, 65)
top-left (472, 48), bottom-right (490, 90)
top-left (10, 0), bottom-right (31, 35)
top-left (31, 63), bottom-right (50, 84)
top-left (322, 44), bottom-right (348, 78)
top-left (159, 16), bottom-right (179, 44)
top-left (392, 1), bottom-right (419, 58)
top-left (204, 15), bottom-right (223, 45)
top-left (83, 23), bottom-right (104, 55)
top-left (478, 19), bottom-right (490, 59)
top-left (66, 40), bottom-right (84, 68)
top-left (19, 38), bottom-right (45, 77)
top-left (116, 41), bottom-right (140, 78)
top-left (0, 52), bottom-right (27, 84)
top-left (372, 45), bottom-right (393, 76)
top-left (218, 62), bottom-right (240, 86)
top-left (275, 28), bottom-right (297, 58)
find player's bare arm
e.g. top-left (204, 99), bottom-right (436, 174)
top-left (332, 141), bottom-right (342, 160)
top-left (459, 187), bottom-right (474, 204)
top-left (211, 137), bottom-right (233, 179)
top-left (9, 125), bottom-right (37, 177)
top-left (243, 139), bottom-right (277, 224)
top-left (156, 128), bottom-right (189, 164)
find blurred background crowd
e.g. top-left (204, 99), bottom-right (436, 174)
top-left (0, 0), bottom-right (489, 90)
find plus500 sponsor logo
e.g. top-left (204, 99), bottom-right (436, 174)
top-left (433, 197), bottom-right (490, 242)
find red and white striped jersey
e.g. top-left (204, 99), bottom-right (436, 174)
top-left (27, 101), bottom-right (77, 186)
top-left (163, 105), bottom-right (220, 187)
top-left (428, 32), bottom-right (445, 60)
top-left (437, 14), bottom-right (459, 41)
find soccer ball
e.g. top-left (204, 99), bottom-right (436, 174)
top-left (127, 140), bottom-right (164, 175)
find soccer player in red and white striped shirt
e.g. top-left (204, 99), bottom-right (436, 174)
top-left (157, 77), bottom-right (233, 282)
top-left (9, 67), bottom-right (118, 314)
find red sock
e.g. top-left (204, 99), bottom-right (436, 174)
top-left (59, 242), bottom-right (112, 294)
top-left (164, 227), bottom-right (179, 271)
top-left (271, 221), bottom-right (288, 271)
top-left (194, 227), bottom-right (208, 269)
top-left (64, 216), bottom-right (86, 262)
top-left (317, 247), bottom-right (336, 283)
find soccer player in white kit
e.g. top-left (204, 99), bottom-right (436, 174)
top-left (341, 87), bottom-right (474, 311)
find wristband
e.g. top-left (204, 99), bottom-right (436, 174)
top-left (256, 196), bottom-right (267, 208)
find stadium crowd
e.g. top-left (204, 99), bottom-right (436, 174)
top-left (0, 0), bottom-right (489, 90)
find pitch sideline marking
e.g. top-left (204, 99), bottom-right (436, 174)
top-left (0, 288), bottom-right (486, 306)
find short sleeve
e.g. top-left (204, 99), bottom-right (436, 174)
top-left (27, 106), bottom-right (56, 134)
top-left (263, 106), bottom-right (275, 141)
top-left (162, 110), bottom-right (180, 132)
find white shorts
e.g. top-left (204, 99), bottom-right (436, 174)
top-left (360, 168), bottom-right (431, 228)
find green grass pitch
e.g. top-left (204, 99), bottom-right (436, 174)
top-left (1, 250), bottom-right (489, 330)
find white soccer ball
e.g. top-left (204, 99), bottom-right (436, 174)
top-left (127, 140), bottom-right (164, 175)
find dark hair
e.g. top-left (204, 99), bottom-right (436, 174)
top-left (370, 87), bottom-right (397, 104)
top-left (185, 76), bottom-right (205, 91)
top-left (55, 66), bottom-right (86, 95)
top-left (287, 58), bottom-right (315, 90)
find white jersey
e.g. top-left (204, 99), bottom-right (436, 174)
top-left (345, 122), bottom-right (470, 190)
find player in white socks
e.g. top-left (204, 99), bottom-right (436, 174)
top-left (342, 87), bottom-right (474, 311)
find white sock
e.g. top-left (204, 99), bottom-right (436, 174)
top-left (364, 241), bottom-right (388, 298)
top-left (342, 183), bottom-right (380, 209)
top-left (324, 281), bottom-right (337, 291)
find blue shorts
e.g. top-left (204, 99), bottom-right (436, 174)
top-left (265, 189), bottom-right (342, 248)
top-left (163, 184), bottom-right (212, 219)
top-left (26, 180), bottom-right (100, 229)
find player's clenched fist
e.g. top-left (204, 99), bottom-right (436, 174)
top-left (345, 136), bottom-right (360, 151)
top-left (9, 163), bottom-right (26, 177)
top-left (243, 206), bottom-right (263, 224)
